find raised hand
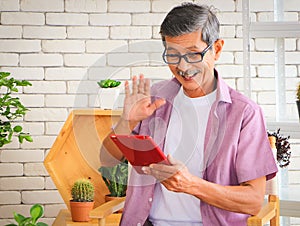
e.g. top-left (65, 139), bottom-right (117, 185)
top-left (122, 74), bottom-right (166, 128)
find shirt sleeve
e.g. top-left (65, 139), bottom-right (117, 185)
top-left (236, 105), bottom-right (278, 183)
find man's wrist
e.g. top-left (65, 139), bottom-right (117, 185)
top-left (113, 117), bottom-right (139, 134)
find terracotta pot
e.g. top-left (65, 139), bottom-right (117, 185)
top-left (105, 195), bottom-right (124, 213)
top-left (70, 201), bottom-right (94, 222)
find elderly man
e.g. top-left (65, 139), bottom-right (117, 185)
top-left (100, 2), bottom-right (278, 226)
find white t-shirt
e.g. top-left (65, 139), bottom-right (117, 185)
top-left (149, 87), bottom-right (216, 226)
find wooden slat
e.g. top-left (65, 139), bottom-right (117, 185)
top-left (269, 195), bottom-right (280, 226)
top-left (90, 197), bottom-right (125, 219)
top-left (72, 109), bottom-right (122, 116)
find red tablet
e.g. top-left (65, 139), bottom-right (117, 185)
top-left (110, 134), bottom-right (169, 173)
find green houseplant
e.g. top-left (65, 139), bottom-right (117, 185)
top-left (70, 178), bottom-right (95, 222)
top-left (268, 129), bottom-right (291, 168)
top-left (97, 79), bottom-right (122, 110)
top-left (97, 79), bottom-right (121, 88)
top-left (5, 204), bottom-right (48, 226)
top-left (0, 71), bottom-right (32, 147)
top-left (296, 82), bottom-right (300, 120)
top-left (99, 160), bottom-right (128, 198)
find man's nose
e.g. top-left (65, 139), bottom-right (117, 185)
top-left (176, 56), bottom-right (191, 72)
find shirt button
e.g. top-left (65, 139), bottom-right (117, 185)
top-left (137, 223), bottom-right (142, 226)
top-left (149, 197), bottom-right (153, 202)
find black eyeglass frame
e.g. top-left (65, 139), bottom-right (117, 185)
top-left (162, 43), bottom-right (213, 65)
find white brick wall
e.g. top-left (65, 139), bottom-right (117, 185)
top-left (0, 53), bottom-right (18, 66)
top-left (65, 0), bottom-right (107, 13)
top-left (0, 0), bottom-right (300, 225)
top-left (42, 40), bottom-right (85, 53)
top-left (0, 40), bottom-right (41, 53)
top-left (110, 26), bottom-right (152, 39)
top-left (1, 67), bottom-right (44, 80)
top-left (67, 27), bottom-right (109, 39)
top-left (0, 26), bottom-right (22, 38)
top-left (1, 12), bottom-right (45, 25)
top-left (0, 0), bottom-right (19, 11)
top-left (46, 13), bottom-right (89, 26)
top-left (108, 1), bottom-right (150, 13)
top-left (45, 67), bottom-right (87, 80)
top-left (89, 14), bottom-right (131, 26)
top-left (23, 26), bottom-right (67, 39)
top-left (20, 54), bottom-right (63, 67)
top-left (21, 0), bottom-right (63, 12)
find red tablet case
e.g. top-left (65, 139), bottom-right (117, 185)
top-left (110, 134), bottom-right (169, 173)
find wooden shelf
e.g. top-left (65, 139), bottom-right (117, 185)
top-left (44, 109), bottom-right (122, 210)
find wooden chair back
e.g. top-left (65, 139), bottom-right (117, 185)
top-left (247, 136), bottom-right (280, 226)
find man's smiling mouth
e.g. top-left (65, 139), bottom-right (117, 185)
top-left (178, 70), bottom-right (200, 80)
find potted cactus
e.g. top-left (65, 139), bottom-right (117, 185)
top-left (296, 82), bottom-right (300, 120)
top-left (70, 178), bottom-right (95, 222)
top-left (97, 79), bottom-right (122, 110)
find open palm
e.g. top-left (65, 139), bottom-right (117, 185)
top-left (122, 75), bottom-right (165, 126)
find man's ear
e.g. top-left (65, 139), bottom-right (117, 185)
top-left (213, 39), bottom-right (224, 60)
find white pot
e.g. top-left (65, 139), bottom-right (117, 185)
top-left (99, 88), bottom-right (120, 110)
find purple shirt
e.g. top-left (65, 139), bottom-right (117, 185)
top-left (120, 71), bottom-right (278, 226)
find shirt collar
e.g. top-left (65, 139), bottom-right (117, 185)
top-left (214, 69), bottom-right (232, 104)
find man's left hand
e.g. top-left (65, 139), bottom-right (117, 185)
top-left (142, 155), bottom-right (195, 193)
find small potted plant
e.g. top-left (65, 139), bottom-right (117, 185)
top-left (5, 204), bottom-right (48, 226)
top-left (97, 79), bottom-right (121, 110)
top-left (70, 178), bottom-right (95, 222)
top-left (99, 160), bottom-right (128, 211)
top-left (296, 82), bottom-right (300, 120)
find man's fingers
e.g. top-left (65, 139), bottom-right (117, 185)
top-left (132, 75), bottom-right (138, 95)
top-left (124, 80), bottom-right (130, 97)
top-left (167, 154), bottom-right (181, 165)
top-left (145, 98), bottom-right (166, 116)
top-left (149, 98), bottom-right (166, 112)
top-left (144, 78), bottom-right (150, 96)
top-left (138, 74), bottom-right (145, 94)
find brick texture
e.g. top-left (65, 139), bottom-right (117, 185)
top-left (20, 0), bottom-right (64, 12)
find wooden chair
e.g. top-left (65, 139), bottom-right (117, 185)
top-left (247, 136), bottom-right (280, 226)
top-left (44, 109), bottom-right (124, 226)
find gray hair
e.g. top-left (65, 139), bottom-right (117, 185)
top-left (160, 2), bottom-right (220, 45)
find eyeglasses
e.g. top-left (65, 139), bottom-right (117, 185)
top-left (162, 43), bottom-right (212, 65)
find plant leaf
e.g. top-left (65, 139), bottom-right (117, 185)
top-left (24, 135), bottom-right (33, 142)
top-left (30, 204), bottom-right (43, 224)
top-left (13, 125), bottom-right (23, 133)
top-left (13, 212), bottom-right (25, 224)
top-left (36, 222), bottom-right (48, 226)
top-left (19, 217), bottom-right (31, 225)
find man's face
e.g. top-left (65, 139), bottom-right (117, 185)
top-left (164, 30), bottom-right (220, 98)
